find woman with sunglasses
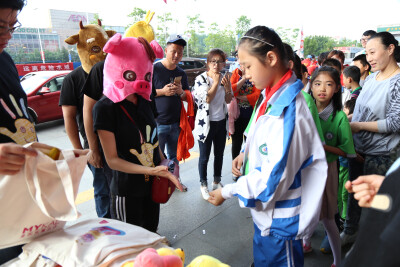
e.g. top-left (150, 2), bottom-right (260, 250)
top-left (192, 48), bottom-right (233, 200)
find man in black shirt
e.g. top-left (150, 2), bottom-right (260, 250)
top-left (0, 1), bottom-right (39, 263)
top-left (59, 24), bottom-right (115, 218)
top-left (152, 35), bottom-right (189, 191)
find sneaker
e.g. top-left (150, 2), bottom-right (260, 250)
top-left (200, 185), bottom-right (210, 200)
top-left (178, 178), bottom-right (188, 192)
top-left (303, 242), bottom-right (313, 254)
top-left (212, 182), bottom-right (223, 191)
top-left (340, 231), bottom-right (357, 246)
top-left (320, 235), bottom-right (332, 254)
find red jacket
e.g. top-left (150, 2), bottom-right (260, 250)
top-left (176, 90), bottom-right (194, 161)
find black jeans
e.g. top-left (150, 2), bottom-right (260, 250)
top-left (198, 119), bottom-right (226, 185)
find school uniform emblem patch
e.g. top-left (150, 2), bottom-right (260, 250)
top-left (259, 144), bottom-right (268, 155)
top-left (325, 132), bottom-right (334, 141)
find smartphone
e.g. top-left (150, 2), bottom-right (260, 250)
top-left (174, 76), bottom-right (182, 84)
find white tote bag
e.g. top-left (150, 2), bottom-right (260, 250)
top-left (0, 142), bottom-right (89, 249)
top-left (6, 218), bottom-right (168, 267)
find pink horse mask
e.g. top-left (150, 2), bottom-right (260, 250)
top-left (103, 33), bottom-right (163, 102)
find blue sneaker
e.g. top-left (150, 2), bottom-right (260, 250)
top-left (320, 235), bottom-right (332, 254)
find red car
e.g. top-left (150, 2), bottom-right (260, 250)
top-left (21, 70), bottom-right (71, 124)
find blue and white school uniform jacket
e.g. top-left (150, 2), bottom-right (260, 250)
top-left (221, 74), bottom-right (327, 240)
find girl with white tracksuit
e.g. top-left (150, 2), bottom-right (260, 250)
top-left (208, 26), bottom-right (328, 267)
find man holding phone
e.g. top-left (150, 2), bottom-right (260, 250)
top-left (152, 35), bottom-right (189, 191)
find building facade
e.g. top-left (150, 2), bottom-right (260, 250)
top-left (6, 9), bottom-right (124, 56)
top-left (377, 24), bottom-right (400, 42)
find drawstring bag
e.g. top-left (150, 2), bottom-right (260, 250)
top-left (0, 142), bottom-right (89, 249)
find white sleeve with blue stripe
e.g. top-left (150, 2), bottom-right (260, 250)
top-left (221, 87), bottom-right (327, 239)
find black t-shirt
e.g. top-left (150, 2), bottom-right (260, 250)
top-left (152, 61), bottom-right (189, 124)
top-left (59, 66), bottom-right (89, 148)
top-left (82, 61), bottom-right (104, 101)
top-left (93, 95), bottom-right (161, 197)
top-left (342, 163), bottom-right (400, 267)
top-left (0, 51), bottom-right (37, 144)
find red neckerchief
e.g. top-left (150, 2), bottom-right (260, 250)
top-left (256, 70), bottom-right (292, 121)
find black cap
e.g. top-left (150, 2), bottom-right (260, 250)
top-left (167, 35), bottom-right (187, 47)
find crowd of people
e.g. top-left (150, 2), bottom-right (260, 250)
top-left (1, 1), bottom-right (400, 266)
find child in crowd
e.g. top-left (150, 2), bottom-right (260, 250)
top-left (301, 64), bottom-right (309, 87)
top-left (352, 54), bottom-right (371, 87)
top-left (318, 51), bottom-right (329, 67)
top-left (343, 66), bottom-right (362, 99)
top-left (343, 98), bottom-right (356, 117)
top-left (208, 26), bottom-right (327, 267)
top-left (337, 98), bottom-right (357, 229)
top-left (303, 66), bottom-right (356, 267)
top-left (323, 58), bottom-right (350, 106)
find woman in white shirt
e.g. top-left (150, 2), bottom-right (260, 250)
top-left (192, 49), bottom-right (233, 200)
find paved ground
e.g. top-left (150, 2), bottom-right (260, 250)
top-left (36, 119), bottom-right (350, 267)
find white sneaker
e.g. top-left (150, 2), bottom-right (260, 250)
top-left (212, 182), bottom-right (223, 191)
top-left (200, 185), bottom-right (210, 200)
top-left (340, 231), bottom-right (357, 246)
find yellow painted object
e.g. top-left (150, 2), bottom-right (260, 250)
top-left (124, 10), bottom-right (155, 42)
top-left (45, 147), bottom-right (61, 160)
top-left (120, 248), bottom-right (185, 267)
top-left (121, 261), bottom-right (134, 267)
top-left (157, 247), bottom-right (185, 264)
top-left (187, 255), bottom-right (230, 267)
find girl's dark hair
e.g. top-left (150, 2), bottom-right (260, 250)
top-left (322, 58), bottom-right (342, 73)
top-left (283, 42), bottom-right (302, 79)
top-left (327, 50), bottom-right (345, 65)
top-left (206, 48), bottom-right (227, 69)
top-left (318, 52), bottom-right (329, 66)
top-left (239, 26), bottom-right (287, 65)
top-left (0, 0), bottom-right (25, 10)
top-left (301, 64), bottom-right (308, 75)
top-left (310, 66), bottom-right (342, 120)
top-left (369, 31), bottom-right (400, 62)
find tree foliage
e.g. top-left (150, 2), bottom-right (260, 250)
top-left (303, 35), bottom-right (336, 57)
top-left (203, 23), bottom-right (236, 56)
top-left (275, 27), bottom-right (299, 47)
top-left (185, 14), bottom-right (205, 57)
top-left (156, 12), bottom-right (173, 48)
top-left (126, 7), bottom-right (147, 29)
top-left (335, 37), bottom-right (360, 48)
top-left (7, 48), bottom-right (79, 64)
top-left (235, 15), bottom-right (251, 40)
top-left (89, 13), bottom-right (102, 26)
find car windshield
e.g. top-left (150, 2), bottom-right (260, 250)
top-left (21, 74), bottom-right (51, 94)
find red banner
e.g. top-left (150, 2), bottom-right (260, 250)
top-left (15, 62), bottom-right (74, 77)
